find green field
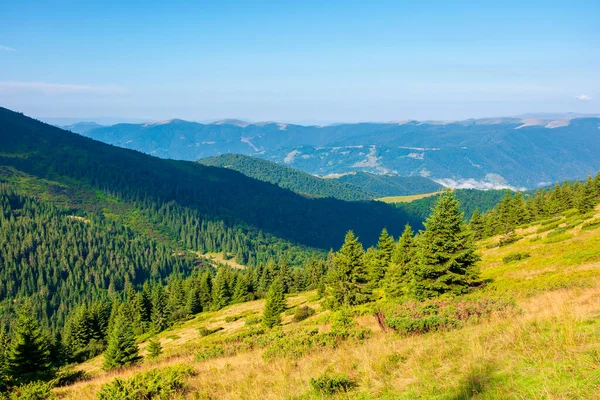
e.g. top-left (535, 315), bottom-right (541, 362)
top-left (377, 190), bottom-right (444, 203)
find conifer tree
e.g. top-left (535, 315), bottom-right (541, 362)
top-left (386, 224), bottom-right (415, 298)
top-left (231, 273), bottom-right (251, 303)
top-left (368, 228), bottom-right (394, 284)
top-left (412, 191), bottom-right (480, 299)
top-left (151, 285), bottom-right (169, 332)
top-left (211, 268), bottom-right (231, 310)
top-left (468, 209), bottom-right (485, 240)
top-left (328, 231), bottom-right (370, 307)
top-left (5, 311), bottom-right (51, 384)
top-left (146, 337), bottom-right (162, 359)
top-left (262, 277), bottom-right (286, 328)
top-left (103, 311), bottom-right (140, 371)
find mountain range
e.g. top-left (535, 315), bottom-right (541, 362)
top-left (66, 115), bottom-right (600, 189)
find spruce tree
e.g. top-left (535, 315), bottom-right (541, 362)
top-left (146, 337), bottom-right (162, 359)
top-left (413, 191), bottom-right (480, 300)
top-left (151, 285), bottom-right (169, 332)
top-left (368, 228), bottom-right (394, 285)
top-left (211, 268), bottom-right (231, 310)
top-left (5, 311), bottom-right (51, 384)
top-left (103, 311), bottom-right (140, 371)
top-left (262, 278), bottom-right (286, 328)
top-left (386, 224), bottom-right (415, 298)
top-left (469, 209), bottom-right (485, 240)
top-left (231, 273), bottom-right (251, 303)
top-left (328, 231), bottom-right (370, 307)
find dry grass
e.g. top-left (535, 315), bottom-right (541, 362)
top-left (56, 207), bottom-right (600, 399)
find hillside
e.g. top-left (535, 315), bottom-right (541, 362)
top-left (198, 154), bottom-right (373, 201)
top-left (334, 171), bottom-right (443, 197)
top-left (198, 154), bottom-right (442, 200)
top-left (55, 202), bottom-right (600, 399)
top-left (0, 107), bottom-right (420, 337)
top-left (79, 116), bottom-right (600, 188)
top-left (0, 107), bottom-right (417, 251)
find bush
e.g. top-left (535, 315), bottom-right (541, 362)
top-left (537, 222), bottom-right (560, 234)
top-left (502, 252), bottom-right (531, 264)
top-left (50, 365), bottom-right (89, 387)
top-left (194, 346), bottom-right (225, 361)
top-left (292, 306), bottom-right (315, 322)
top-left (244, 316), bottom-right (260, 326)
top-left (198, 326), bottom-right (222, 337)
top-left (379, 298), bottom-right (512, 335)
top-left (543, 234), bottom-right (573, 244)
top-left (0, 381), bottom-right (55, 400)
top-left (547, 227), bottom-right (567, 238)
top-left (582, 219), bottom-right (600, 231)
top-left (96, 365), bottom-right (194, 400)
top-left (498, 233), bottom-right (520, 247)
top-left (309, 373), bottom-right (356, 395)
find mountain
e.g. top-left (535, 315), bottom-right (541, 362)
top-left (60, 121), bottom-right (104, 134)
top-left (333, 172), bottom-right (443, 198)
top-left (198, 154), bottom-right (372, 201)
top-left (198, 154), bottom-right (442, 200)
top-left (78, 116), bottom-right (600, 188)
top-left (0, 106), bottom-right (421, 333)
top-left (0, 108), bottom-right (418, 251)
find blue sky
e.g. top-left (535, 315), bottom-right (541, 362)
top-left (0, 0), bottom-right (598, 124)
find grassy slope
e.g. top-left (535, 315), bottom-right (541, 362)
top-left (57, 206), bottom-right (600, 399)
top-left (378, 191), bottom-right (444, 203)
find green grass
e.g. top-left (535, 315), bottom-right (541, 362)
top-left (377, 191), bottom-right (444, 203)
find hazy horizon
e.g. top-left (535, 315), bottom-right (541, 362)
top-left (1, 1), bottom-right (599, 122)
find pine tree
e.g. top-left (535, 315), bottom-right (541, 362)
top-left (231, 273), bottom-right (251, 303)
top-left (5, 311), bottom-right (51, 384)
top-left (103, 311), bottom-right (140, 371)
top-left (413, 191), bottom-right (480, 299)
top-left (386, 224), bottom-right (415, 298)
top-left (146, 337), bottom-right (162, 359)
top-left (368, 228), bottom-right (394, 285)
top-left (328, 231), bottom-right (370, 307)
top-left (469, 209), bottom-right (485, 240)
top-left (151, 285), bottom-right (169, 332)
top-left (211, 268), bottom-right (231, 310)
top-left (262, 278), bottom-right (286, 329)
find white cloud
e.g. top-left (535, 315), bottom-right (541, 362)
top-left (0, 81), bottom-right (124, 95)
top-left (0, 44), bottom-right (16, 52)
top-left (575, 94), bottom-right (592, 101)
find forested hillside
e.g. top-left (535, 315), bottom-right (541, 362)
top-left (0, 107), bottom-right (418, 251)
top-left (334, 172), bottom-right (442, 198)
top-left (395, 188), bottom-right (508, 224)
top-left (199, 154), bottom-right (442, 200)
top-left (198, 154), bottom-right (373, 201)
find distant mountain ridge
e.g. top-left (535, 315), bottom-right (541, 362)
top-left (199, 154), bottom-right (442, 200)
top-left (68, 115), bottom-right (600, 188)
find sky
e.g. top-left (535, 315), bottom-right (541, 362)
top-left (0, 0), bottom-right (598, 124)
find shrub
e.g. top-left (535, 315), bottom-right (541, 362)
top-left (562, 208), bottom-right (580, 218)
top-left (502, 252), bottom-right (531, 264)
top-left (198, 326), bottom-right (222, 337)
top-left (194, 346), bottom-right (225, 361)
top-left (244, 316), bottom-right (260, 326)
top-left (498, 233), bottom-right (520, 247)
top-left (529, 236), bottom-right (541, 243)
top-left (292, 306), bottom-right (315, 322)
top-left (50, 366), bottom-right (89, 387)
top-left (537, 222), bottom-right (560, 234)
top-left (379, 298), bottom-right (512, 335)
top-left (543, 234), bottom-right (573, 244)
top-left (0, 381), bottom-right (55, 400)
top-left (547, 227), bottom-right (567, 238)
top-left (582, 219), bottom-right (600, 231)
top-left (309, 373), bottom-right (356, 395)
top-left (96, 365), bottom-right (194, 400)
